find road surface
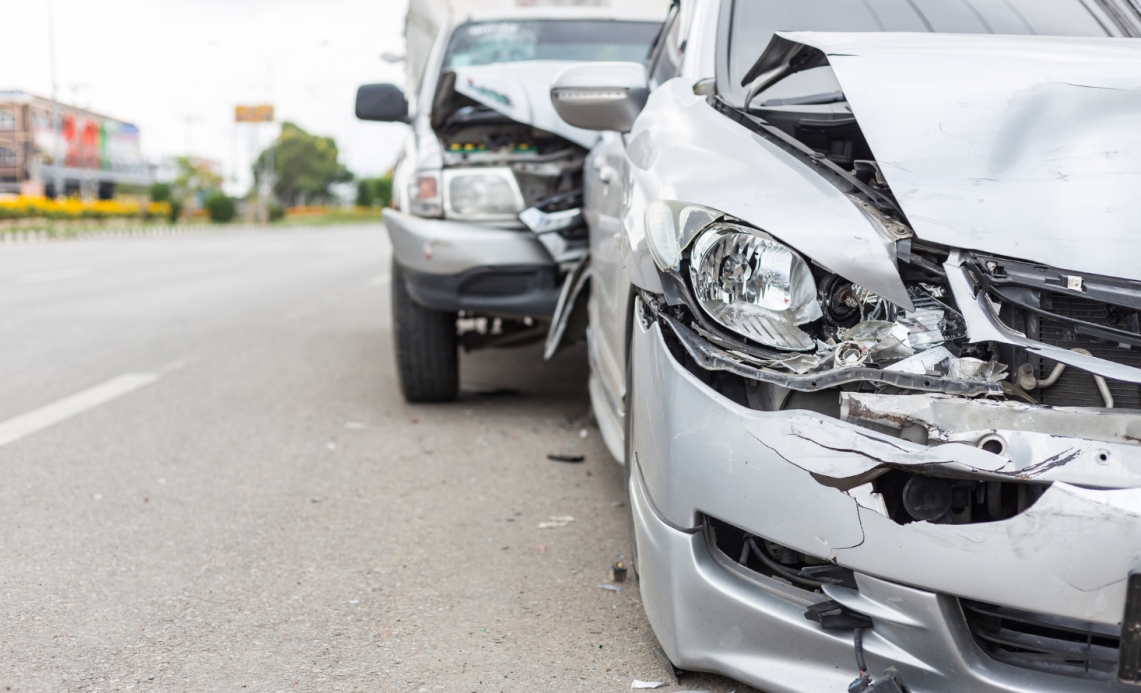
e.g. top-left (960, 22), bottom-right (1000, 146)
top-left (0, 225), bottom-right (756, 692)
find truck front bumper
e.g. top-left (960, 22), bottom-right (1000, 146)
top-left (385, 209), bottom-right (560, 318)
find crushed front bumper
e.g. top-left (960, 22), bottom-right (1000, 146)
top-left (630, 318), bottom-right (1141, 692)
top-left (384, 209), bottom-right (560, 317)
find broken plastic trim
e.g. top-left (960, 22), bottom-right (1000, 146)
top-left (661, 313), bottom-right (1001, 396)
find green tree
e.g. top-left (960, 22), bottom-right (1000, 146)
top-left (204, 192), bottom-right (236, 223)
top-left (254, 122), bottom-right (352, 207)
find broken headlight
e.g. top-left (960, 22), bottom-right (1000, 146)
top-left (689, 224), bottom-right (821, 350)
top-left (442, 167), bottom-right (525, 221)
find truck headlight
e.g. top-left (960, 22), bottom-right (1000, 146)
top-left (408, 171), bottom-right (442, 218)
top-left (443, 167), bottom-right (524, 221)
top-left (689, 224), bottom-right (821, 350)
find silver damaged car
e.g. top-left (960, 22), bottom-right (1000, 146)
top-left (549, 0), bottom-right (1141, 691)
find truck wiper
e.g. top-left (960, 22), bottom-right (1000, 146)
top-left (759, 90), bottom-right (845, 108)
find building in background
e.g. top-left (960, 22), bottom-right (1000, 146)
top-left (0, 90), bottom-right (152, 198)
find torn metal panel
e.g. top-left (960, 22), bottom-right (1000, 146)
top-left (842, 392), bottom-right (1141, 489)
top-left (543, 252), bottom-right (591, 360)
top-left (776, 31), bottom-right (1141, 284)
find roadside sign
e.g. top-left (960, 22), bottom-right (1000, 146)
top-left (235, 105), bottom-right (274, 123)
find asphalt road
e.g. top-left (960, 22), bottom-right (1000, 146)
top-left (0, 225), bottom-right (757, 693)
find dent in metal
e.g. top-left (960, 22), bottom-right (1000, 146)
top-left (777, 30), bottom-right (1141, 283)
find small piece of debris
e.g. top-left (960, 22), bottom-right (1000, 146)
top-left (539, 515), bottom-right (575, 529)
top-left (612, 501), bottom-right (626, 508)
top-left (611, 562), bottom-right (628, 583)
top-left (631, 681), bottom-right (665, 689)
top-left (547, 454), bottom-right (585, 463)
top-left (93, 494), bottom-right (102, 500)
top-left (536, 544), bottom-right (546, 552)
top-left (597, 584), bottom-right (622, 592)
top-left (310, 497), bottom-right (321, 503)
top-left (344, 422), bottom-right (366, 429)
top-left (579, 428), bottom-right (589, 439)
top-left (326, 442), bottom-right (337, 450)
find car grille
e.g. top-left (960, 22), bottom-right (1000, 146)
top-left (961, 599), bottom-right (1121, 682)
top-left (1037, 293), bottom-right (1141, 409)
top-left (460, 271), bottom-right (536, 296)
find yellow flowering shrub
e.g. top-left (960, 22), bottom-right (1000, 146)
top-left (0, 195), bottom-right (145, 221)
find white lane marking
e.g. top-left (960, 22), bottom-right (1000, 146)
top-left (17, 268), bottom-right (90, 283)
top-left (0, 373), bottom-right (161, 449)
top-left (366, 273), bottom-right (389, 286)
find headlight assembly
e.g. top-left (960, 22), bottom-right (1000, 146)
top-left (442, 167), bottom-right (524, 221)
top-left (644, 200), bottom-right (821, 351)
top-left (689, 225), bottom-right (821, 350)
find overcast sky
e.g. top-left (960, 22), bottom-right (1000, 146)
top-left (4, 0), bottom-right (413, 192)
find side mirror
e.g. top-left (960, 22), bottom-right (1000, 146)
top-left (550, 62), bottom-right (648, 134)
top-left (355, 84), bottom-right (409, 123)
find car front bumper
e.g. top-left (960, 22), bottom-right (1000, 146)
top-left (629, 317), bottom-right (1141, 693)
top-left (384, 209), bottom-right (561, 317)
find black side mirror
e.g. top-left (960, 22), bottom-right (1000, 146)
top-left (355, 84), bottom-right (409, 123)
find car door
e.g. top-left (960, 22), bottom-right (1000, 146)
top-left (584, 3), bottom-right (684, 455)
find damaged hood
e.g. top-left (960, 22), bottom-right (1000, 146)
top-left (775, 32), bottom-right (1141, 282)
top-left (447, 61), bottom-right (600, 149)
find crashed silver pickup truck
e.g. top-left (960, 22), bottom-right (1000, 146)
top-left (354, 7), bottom-right (662, 402)
top-left (551, 0), bottom-right (1141, 690)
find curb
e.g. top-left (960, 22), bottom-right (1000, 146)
top-left (0, 224), bottom-right (267, 245)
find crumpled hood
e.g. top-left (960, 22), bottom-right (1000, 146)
top-left (776, 32), bottom-right (1141, 282)
top-left (448, 61), bottom-right (600, 150)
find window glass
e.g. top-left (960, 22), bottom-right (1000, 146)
top-left (726, 0), bottom-right (1112, 101)
top-left (649, 9), bottom-right (683, 86)
top-left (443, 20), bottom-right (661, 68)
top-left (0, 110), bottom-right (15, 130)
top-left (0, 147), bottom-right (17, 166)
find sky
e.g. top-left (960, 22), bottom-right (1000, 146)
top-left (3, 0), bottom-right (414, 193)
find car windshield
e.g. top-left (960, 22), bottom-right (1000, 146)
top-left (726, 0), bottom-right (1115, 104)
top-left (444, 19), bottom-right (661, 68)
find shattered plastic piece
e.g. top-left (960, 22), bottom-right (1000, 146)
top-left (343, 421), bottom-right (365, 429)
top-left (884, 346), bottom-right (953, 375)
top-left (897, 308), bottom-right (945, 349)
top-left (834, 341), bottom-right (869, 368)
top-left (579, 428), bottom-right (589, 439)
top-left (631, 681), bottom-right (666, 689)
top-left (842, 320), bottom-right (897, 343)
top-left (548, 454), bottom-right (585, 463)
top-left (598, 584), bottom-right (622, 592)
top-left (949, 357), bottom-right (1007, 382)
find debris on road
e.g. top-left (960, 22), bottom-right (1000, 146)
top-left (579, 428), bottom-right (589, 438)
top-left (631, 681), bottom-right (665, 689)
top-left (538, 515), bottom-right (575, 529)
top-left (547, 453), bottom-right (585, 463)
top-left (611, 562), bottom-right (628, 583)
top-left (343, 421), bottom-right (366, 429)
top-left (598, 584), bottom-right (622, 592)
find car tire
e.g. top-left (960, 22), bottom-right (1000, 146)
top-left (391, 260), bottom-right (459, 403)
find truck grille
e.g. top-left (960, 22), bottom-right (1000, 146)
top-left (962, 599), bottom-right (1121, 682)
top-left (1037, 294), bottom-right (1141, 409)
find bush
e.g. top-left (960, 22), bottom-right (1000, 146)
top-left (269, 202), bottom-right (285, 222)
top-left (355, 175), bottom-right (393, 209)
top-left (150, 183), bottom-right (173, 204)
top-left (169, 199), bottom-right (183, 223)
top-left (204, 193), bottom-right (236, 223)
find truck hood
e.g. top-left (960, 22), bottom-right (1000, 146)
top-left (447, 61), bottom-right (600, 150)
top-left (774, 32), bottom-right (1141, 282)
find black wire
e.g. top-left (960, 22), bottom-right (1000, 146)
top-left (746, 538), bottom-right (842, 588)
top-left (854, 627), bottom-right (867, 675)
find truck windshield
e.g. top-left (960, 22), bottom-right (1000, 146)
top-left (726, 0), bottom-right (1116, 103)
top-left (444, 20), bottom-right (661, 68)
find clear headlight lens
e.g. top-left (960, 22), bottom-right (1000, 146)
top-left (689, 224), bottom-right (822, 350)
top-left (443, 167), bottom-right (523, 220)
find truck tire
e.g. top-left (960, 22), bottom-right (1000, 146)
top-left (391, 260), bottom-right (459, 402)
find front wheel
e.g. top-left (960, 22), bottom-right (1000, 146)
top-left (391, 260), bottom-right (459, 403)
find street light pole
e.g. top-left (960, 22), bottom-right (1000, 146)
top-left (47, 0), bottom-right (63, 198)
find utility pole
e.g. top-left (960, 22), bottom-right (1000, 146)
top-left (47, 0), bottom-right (63, 198)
